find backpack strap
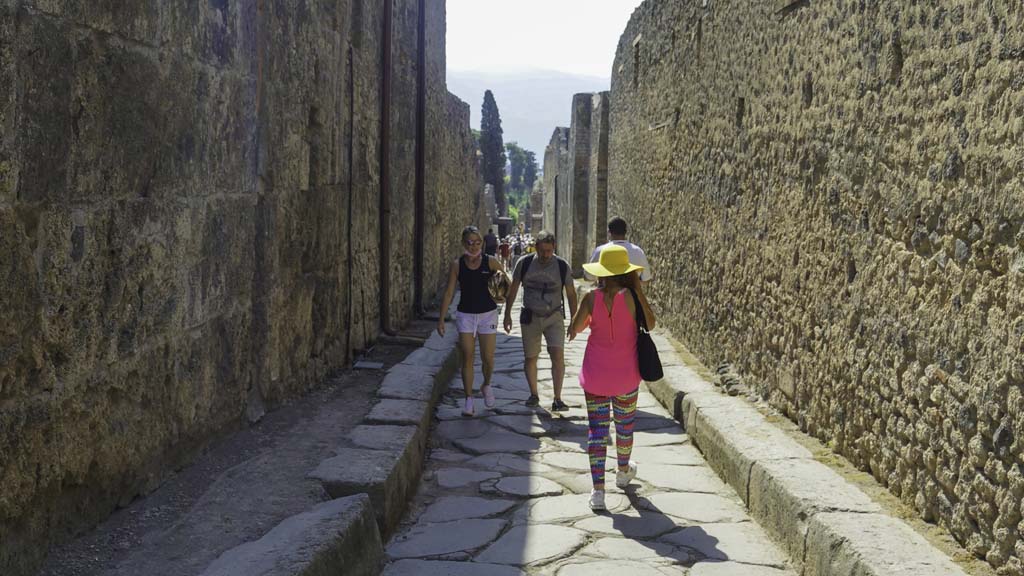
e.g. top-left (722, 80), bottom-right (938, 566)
top-left (520, 253), bottom-right (535, 279)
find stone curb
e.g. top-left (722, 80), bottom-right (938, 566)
top-left (645, 333), bottom-right (968, 576)
top-left (198, 328), bottom-right (460, 576)
top-left (309, 326), bottom-right (460, 536)
top-left (198, 494), bottom-right (382, 576)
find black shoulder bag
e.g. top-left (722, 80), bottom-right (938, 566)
top-left (628, 288), bottom-right (663, 382)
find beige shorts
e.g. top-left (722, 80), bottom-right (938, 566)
top-left (521, 310), bottom-right (565, 358)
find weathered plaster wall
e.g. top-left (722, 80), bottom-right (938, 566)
top-left (609, 1), bottom-right (1024, 573)
top-left (0, 1), bottom-right (478, 573)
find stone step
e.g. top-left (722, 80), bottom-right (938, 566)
top-left (199, 494), bottom-right (382, 576)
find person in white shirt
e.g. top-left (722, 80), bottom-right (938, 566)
top-left (587, 217), bottom-right (653, 284)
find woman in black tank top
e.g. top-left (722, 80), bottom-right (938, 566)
top-left (457, 253), bottom-right (497, 313)
top-left (438, 226), bottom-right (509, 416)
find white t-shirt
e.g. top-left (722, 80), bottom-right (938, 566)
top-left (588, 240), bottom-right (653, 282)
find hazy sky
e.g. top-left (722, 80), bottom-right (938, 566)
top-left (446, 0), bottom-right (646, 78)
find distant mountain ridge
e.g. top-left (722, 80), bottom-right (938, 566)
top-left (447, 69), bottom-right (610, 158)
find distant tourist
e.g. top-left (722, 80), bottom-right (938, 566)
top-left (437, 226), bottom-right (508, 416)
top-left (503, 231), bottom-right (578, 411)
top-left (587, 217), bottom-right (653, 285)
top-left (568, 245), bottom-right (657, 511)
top-left (484, 227), bottom-right (498, 257)
top-left (499, 237), bottom-right (511, 269)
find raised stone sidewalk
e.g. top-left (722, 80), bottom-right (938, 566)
top-left (382, 297), bottom-right (798, 575)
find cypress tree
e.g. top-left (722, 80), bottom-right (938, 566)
top-left (480, 90), bottom-right (507, 216)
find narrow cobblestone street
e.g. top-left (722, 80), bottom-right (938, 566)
top-left (382, 294), bottom-right (798, 575)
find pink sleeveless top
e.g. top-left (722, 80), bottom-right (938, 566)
top-left (579, 290), bottom-right (641, 396)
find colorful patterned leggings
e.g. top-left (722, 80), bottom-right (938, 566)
top-left (585, 388), bottom-right (638, 490)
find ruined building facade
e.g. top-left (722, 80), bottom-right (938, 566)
top-left (541, 92), bottom-right (610, 274)
top-left (0, 1), bottom-right (480, 573)
top-left (609, 1), bottom-right (1024, 574)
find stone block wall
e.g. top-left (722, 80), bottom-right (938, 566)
top-left (609, 1), bottom-right (1024, 573)
top-left (588, 92), bottom-right (610, 251)
top-left (542, 127), bottom-right (569, 238)
top-left (530, 180), bottom-right (545, 233)
top-left (0, 1), bottom-right (479, 573)
top-left (542, 94), bottom-right (610, 274)
top-left (565, 94), bottom-right (592, 274)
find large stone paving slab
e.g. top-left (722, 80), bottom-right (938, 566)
top-left (631, 445), bottom-right (706, 466)
top-left (387, 519), bottom-right (507, 559)
top-left (464, 453), bottom-right (555, 474)
top-left (637, 464), bottom-right (731, 494)
top-left (418, 496), bottom-right (517, 523)
top-left (689, 561), bottom-right (797, 575)
top-left (435, 468), bottom-right (502, 488)
top-left (383, 559), bottom-right (525, 576)
top-left (573, 507), bottom-right (681, 539)
top-left (487, 414), bottom-right (559, 436)
top-left (659, 522), bottom-right (789, 567)
top-left (641, 492), bottom-right (749, 524)
top-left (538, 451), bottom-right (613, 472)
top-left (513, 493), bottom-right (629, 524)
top-left (554, 559), bottom-right (689, 576)
top-left (453, 430), bottom-right (542, 454)
top-left (475, 525), bottom-right (588, 566)
top-left (577, 537), bottom-right (690, 563)
top-left (483, 476), bottom-right (565, 498)
top-left (435, 419), bottom-right (496, 441)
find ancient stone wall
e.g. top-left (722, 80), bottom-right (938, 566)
top-left (609, 1), bottom-right (1024, 573)
top-left (542, 127), bottom-right (569, 237)
top-left (587, 92), bottom-right (610, 252)
top-left (530, 180), bottom-right (545, 233)
top-left (565, 94), bottom-right (592, 274)
top-left (422, 0), bottom-right (482, 306)
top-left (0, 1), bottom-right (478, 573)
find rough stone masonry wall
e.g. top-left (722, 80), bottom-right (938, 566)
top-left (587, 92), bottom-right (610, 252)
top-left (422, 0), bottom-right (483, 306)
top-left (609, 1), bottom-right (1024, 573)
top-left (542, 127), bottom-right (569, 235)
top-left (564, 93), bottom-right (592, 274)
top-left (0, 1), bottom-right (478, 573)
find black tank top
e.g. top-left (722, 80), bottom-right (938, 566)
top-left (457, 255), bottom-right (497, 313)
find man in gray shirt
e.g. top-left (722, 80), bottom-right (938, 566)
top-left (503, 231), bottom-right (578, 411)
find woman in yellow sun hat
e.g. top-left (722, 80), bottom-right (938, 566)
top-left (568, 244), bottom-right (657, 511)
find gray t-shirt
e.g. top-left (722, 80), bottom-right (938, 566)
top-left (513, 255), bottom-right (572, 316)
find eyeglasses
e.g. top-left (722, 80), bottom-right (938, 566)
top-left (465, 240), bottom-right (482, 246)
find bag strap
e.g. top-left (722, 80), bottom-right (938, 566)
top-left (520, 253), bottom-right (535, 279)
top-left (627, 288), bottom-right (649, 332)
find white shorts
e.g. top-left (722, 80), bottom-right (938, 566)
top-left (455, 309), bottom-right (498, 335)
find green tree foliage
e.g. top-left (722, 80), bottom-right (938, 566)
top-left (523, 150), bottom-right (538, 192)
top-left (505, 142), bottom-right (526, 193)
top-left (480, 90), bottom-right (507, 216)
top-left (500, 142), bottom-right (540, 228)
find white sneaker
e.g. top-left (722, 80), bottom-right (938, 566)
top-left (481, 384), bottom-right (496, 409)
top-left (616, 461), bottom-right (637, 489)
top-left (461, 396), bottom-right (475, 417)
top-left (589, 489), bottom-right (606, 511)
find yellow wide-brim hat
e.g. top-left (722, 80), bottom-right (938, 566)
top-left (582, 244), bottom-right (644, 278)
